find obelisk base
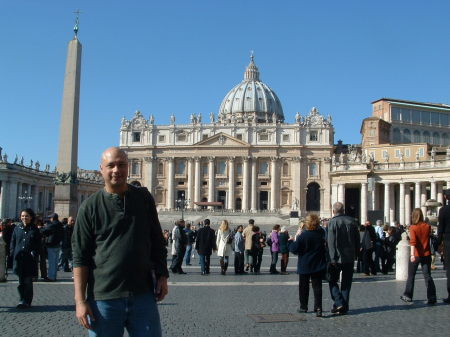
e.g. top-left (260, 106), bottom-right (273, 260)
top-left (54, 184), bottom-right (79, 219)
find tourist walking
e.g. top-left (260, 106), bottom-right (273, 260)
top-left (42, 213), bottom-right (63, 281)
top-left (290, 214), bottom-right (327, 317)
top-left (327, 202), bottom-right (360, 315)
top-left (216, 220), bottom-right (233, 275)
top-left (251, 226), bottom-right (265, 274)
top-left (360, 221), bottom-right (377, 276)
top-left (233, 225), bottom-right (246, 274)
top-left (269, 225), bottom-right (281, 274)
top-left (10, 208), bottom-right (41, 308)
top-left (243, 219), bottom-right (254, 272)
top-left (279, 226), bottom-right (291, 275)
top-left (170, 219), bottom-right (188, 274)
top-left (400, 208), bottom-right (437, 305)
top-left (195, 219), bottom-right (216, 275)
top-left (438, 189), bottom-right (450, 303)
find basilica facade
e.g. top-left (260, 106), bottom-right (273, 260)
top-left (120, 57), bottom-right (334, 218)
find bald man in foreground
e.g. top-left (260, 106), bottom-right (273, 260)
top-left (72, 147), bottom-right (168, 337)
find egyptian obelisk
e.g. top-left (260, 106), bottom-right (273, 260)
top-left (54, 16), bottom-right (82, 218)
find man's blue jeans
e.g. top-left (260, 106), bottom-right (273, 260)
top-left (88, 292), bottom-right (162, 337)
top-left (328, 262), bottom-right (354, 310)
top-left (47, 247), bottom-right (60, 280)
top-left (184, 245), bottom-right (192, 265)
top-left (199, 254), bottom-right (211, 273)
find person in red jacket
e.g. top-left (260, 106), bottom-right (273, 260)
top-left (400, 208), bottom-right (437, 305)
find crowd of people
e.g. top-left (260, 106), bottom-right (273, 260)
top-left (0, 211), bottom-right (75, 308)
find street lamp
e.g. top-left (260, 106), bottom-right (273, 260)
top-left (176, 193), bottom-right (189, 220)
top-left (18, 189), bottom-right (33, 205)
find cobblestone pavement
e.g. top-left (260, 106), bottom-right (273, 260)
top-left (1, 255), bottom-right (449, 337)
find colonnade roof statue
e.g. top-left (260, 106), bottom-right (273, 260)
top-left (218, 54), bottom-right (284, 124)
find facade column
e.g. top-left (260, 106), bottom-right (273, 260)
top-left (144, 156), bottom-right (154, 194)
top-left (194, 157), bottom-right (201, 210)
top-left (337, 184), bottom-right (345, 204)
top-left (228, 157), bottom-right (235, 210)
top-left (389, 184), bottom-right (395, 224)
top-left (404, 184), bottom-right (411, 225)
top-left (384, 182), bottom-right (390, 224)
top-left (167, 158), bottom-right (175, 210)
top-left (430, 180), bottom-right (437, 200)
top-left (270, 157), bottom-right (278, 211)
top-left (0, 181), bottom-right (8, 219)
top-left (414, 182), bottom-right (421, 209)
top-left (251, 158), bottom-right (257, 211)
top-left (187, 158), bottom-right (194, 209)
top-left (331, 184), bottom-right (338, 207)
top-left (9, 181), bottom-right (18, 217)
top-left (420, 182), bottom-right (427, 216)
top-left (360, 182), bottom-right (367, 225)
top-left (242, 157), bottom-right (249, 211)
top-left (399, 182), bottom-right (405, 226)
top-left (437, 182), bottom-right (443, 213)
top-left (208, 157), bottom-right (215, 208)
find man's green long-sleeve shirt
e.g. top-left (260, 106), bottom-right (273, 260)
top-left (72, 185), bottom-right (169, 300)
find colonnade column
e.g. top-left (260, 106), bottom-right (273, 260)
top-left (9, 181), bottom-right (18, 217)
top-left (430, 181), bottom-right (437, 200)
top-left (187, 159), bottom-right (194, 209)
top-left (384, 182), bottom-right (390, 224)
top-left (437, 182), bottom-right (443, 212)
top-left (144, 157), bottom-right (154, 194)
top-left (360, 182), bottom-right (367, 225)
top-left (331, 184), bottom-right (338, 207)
top-left (250, 158), bottom-right (257, 211)
top-left (389, 185), bottom-right (395, 225)
top-left (194, 157), bottom-right (201, 210)
top-left (399, 182), bottom-right (405, 226)
top-left (270, 157), bottom-right (278, 211)
top-left (404, 183), bottom-right (411, 225)
top-left (414, 182), bottom-right (421, 209)
top-left (242, 157), bottom-right (249, 211)
top-left (228, 157), bottom-right (235, 210)
top-left (0, 181), bottom-right (8, 218)
top-left (420, 183), bottom-right (427, 216)
top-left (208, 157), bottom-right (215, 209)
top-left (167, 158), bottom-right (175, 209)
top-left (337, 184), bottom-right (345, 204)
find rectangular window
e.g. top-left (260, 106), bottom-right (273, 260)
top-left (309, 131), bottom-right (318, 141)
top-left (401, 108), bottom-right (411, 122)
top-left (405, 149), bottom-right (410, 157)
top-left (382, 150), bottom-right (388, 159)
top-left (176, 134), bottom-right (186, 142)
top-left (258, 161), bottom-right (269, 175)
top-left (260, 181), bottom-right (268, 186)
top-left (132, 132), bottom-right (141, 142)
top-left (236, 181), bottom-right (242, 186)
top-left (236, 134), bottom-right (243, 140)
top-left (158, 135), bottom-right (166, 142)
top-left (392, 107), bottom-right (401, 121)
top-left (131, 161), bottom-right (140, 175)
top-left (309, 163), bottom-right (318, 177)
top-left (202, 165), bottom-right (208, 176)
top-left (259, 133), bottom-right (269, 141)
top-left (431, 112), bottom-right (440, 125)
top-left (202, 134), bottom-right (208, 140)
top-left (395, 149), bottom-right (401, 158)
top-left (421, 110), bottom-right (430, 125)
top-left (177, 181), bottom-right (185, 185)
top-left (282, 134), bottom-right (290, 142)
top-left (176, 161), bottom-right (185, 175)
top-left (236, 163), bottom-right (242, 176)
top-left (411, 109), bottom-right (421, 123)
top-left (440, 113), bottom-right (449, 126)
top-left (202, 181), bottom-right (208, 185)
top-left (217, 161), bottom-right (226, 175)
top-left (418, 147), bottom-right (425, 157)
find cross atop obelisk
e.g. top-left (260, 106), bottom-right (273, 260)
top-left (54, 16), bottom-right (83, 218)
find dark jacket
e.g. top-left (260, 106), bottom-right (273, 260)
top-left (290, 229), bottom-right (327, 275)
top-left (42, 220), bottom-right (64, 248)
top-left (361, 225), bottom-right (376, 250)
top-left (278, 232), bottom-right (290, 254)
top-left (327, 214), bottom-right (360, 264)
top-left (195, 226), bottom-right (217, 255)
top-left (10, 223), bottom-right (41, 276)
top-left (438, 203), bottom-right (450, 243)
top-left (61, 224), bottom-right (74, 249)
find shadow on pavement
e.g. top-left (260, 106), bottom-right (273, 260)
top-left (1, 305), bottom-right (74, 312)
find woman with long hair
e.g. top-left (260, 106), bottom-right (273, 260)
top-left (400, 208), bottom-right (437, 304)
top-left (279, 226), bottom-right (292, 275)
top-left (216, 220), bottom-right (233, 275)
top-left (9, 208), bottom-right (41, 308)
top-left (290, 214), bottom-right (327, 317)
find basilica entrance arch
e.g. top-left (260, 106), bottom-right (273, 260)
top-left (306, 182), bottom-right (320, 212)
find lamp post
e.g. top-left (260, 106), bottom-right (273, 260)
top-left (176, 193), bottom-right (189, 220)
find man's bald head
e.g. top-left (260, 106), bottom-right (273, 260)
top-left (101, 147), bottom-right (128, 164)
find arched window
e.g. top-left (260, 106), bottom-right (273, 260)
top-left (306, 183), bottom-right (320, 211)
top-left (433, 132), bottom-right (440, 145)
top-left (157, 162), bottom-right (164, 176)
top-left (393, 128), bottom-right (401, 143)
top-left (423, 131), bottom-right (431, 143)
top-left (403, 129), bottom-right (411, 143)
top-left (413, 130), bottom-right (421, 143)
top-left (442, 133), bottom-right (449, 146)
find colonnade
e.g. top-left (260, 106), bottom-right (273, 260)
top-left (333, 179), bottom-right (449, 225)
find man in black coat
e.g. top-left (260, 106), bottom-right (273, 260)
top-left (327, 202), bottom-right (360, 314)
top-left (438, 189), bottom-right (450, 303)
top-left (360, 221), bottom-right (377, 276)
top-left (42, 213), bottom-right (64, 281)
top-left (195, 219), bottom-right (217, 275)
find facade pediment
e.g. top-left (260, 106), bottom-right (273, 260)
top-left (195, 133), bottom-right (249, 147)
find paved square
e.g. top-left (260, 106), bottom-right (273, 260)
top-left (1, 254), bottom-right (449, 337)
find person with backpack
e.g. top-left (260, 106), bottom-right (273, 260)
top-left (251, 226), bottom-right (265, 274)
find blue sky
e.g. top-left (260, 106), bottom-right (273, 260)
top-left (1, 0), bottom-right (449, 170)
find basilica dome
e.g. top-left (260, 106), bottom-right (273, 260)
top-left (218, 56), bottom-right (284, 124)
